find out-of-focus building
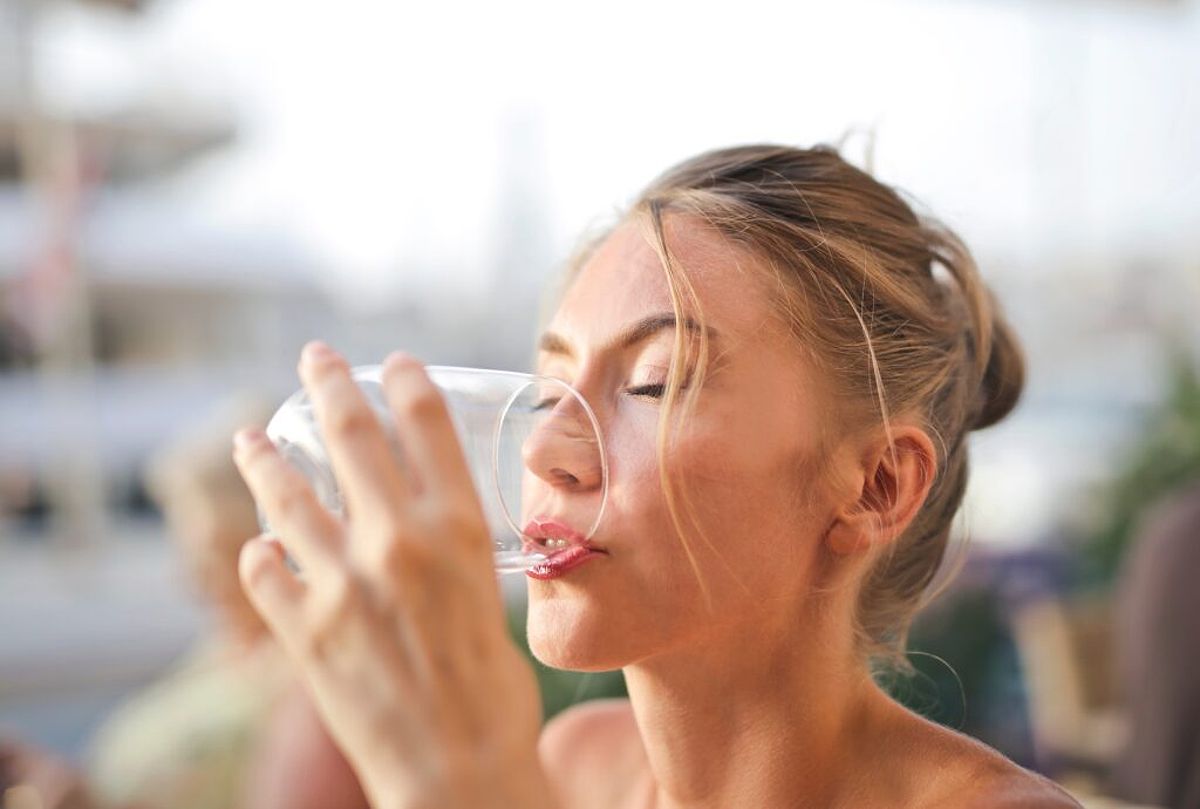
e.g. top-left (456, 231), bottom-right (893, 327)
top-left (0, 0), bottom-right (332, 754)
top-left (0, 0), bottom-right (332, 532)
top-left (0, 0), bottom-right (551, 752)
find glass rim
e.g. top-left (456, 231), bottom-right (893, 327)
top-left (349, 363), bottom-right (611, 550)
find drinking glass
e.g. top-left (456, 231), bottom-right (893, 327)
top-left (260, 365), bottom-right (608, 574)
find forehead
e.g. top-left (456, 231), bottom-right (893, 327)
top-left (550, 216), bottom-right (769, 347)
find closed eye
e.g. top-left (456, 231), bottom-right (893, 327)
top-left (625, 383), bottom-right (666, 399)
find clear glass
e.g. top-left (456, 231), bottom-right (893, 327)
top-left (261, 365), bottom-right (608, 574)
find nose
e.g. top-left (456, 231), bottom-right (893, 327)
top-left (521, 396), bottom-right (604, 492)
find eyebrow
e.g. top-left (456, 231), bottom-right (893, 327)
top-left (537, 312), bottom-right (717, 358)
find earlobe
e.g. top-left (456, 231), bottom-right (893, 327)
top-left (825, 510), bottom-right (876, 556)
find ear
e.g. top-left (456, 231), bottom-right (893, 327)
top-left (825, 425), bottom-right (938, 556)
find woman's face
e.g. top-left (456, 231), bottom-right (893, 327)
top-left (525, 216), bottom-right (843, 670)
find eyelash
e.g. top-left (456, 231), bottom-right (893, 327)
top-left (626, 383), bottom-right (666, 399)
top-left (531, 382), bottom-right (667, 411)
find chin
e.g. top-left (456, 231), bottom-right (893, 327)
top-left (526, 588), bottom-right (645, 672)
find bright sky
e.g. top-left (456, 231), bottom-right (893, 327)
top-left (30, 0), bottom-right (1200, 307)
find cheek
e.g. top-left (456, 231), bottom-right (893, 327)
top-left (663, 416), bottom-right (823, 580)
top-left (602, 396), bottom-right (822, 566)
top-left (601, 409), bottom-right (673, 537)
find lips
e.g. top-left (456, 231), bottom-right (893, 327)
top-left (521, 516), bottom-right (596, 552)
top-left (522, 516), bottom-right (606, 580)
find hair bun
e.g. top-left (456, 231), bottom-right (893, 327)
top-left (972, 311), bottom-right (1025, 431)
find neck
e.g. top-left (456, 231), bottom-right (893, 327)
top-left (623, 604), bottom-right (886, 809)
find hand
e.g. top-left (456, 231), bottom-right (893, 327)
top-left (0, 740), bottom-right (96, 809)
top-left (232, 343), bottom-right (555, 809)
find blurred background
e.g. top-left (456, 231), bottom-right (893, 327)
top-left (1, 0), bottom-right (1197, 806)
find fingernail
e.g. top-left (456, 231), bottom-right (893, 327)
top-left (302, 340), bottom-right (337, 365)
top-left (233, 428), bottom-right (267, 452)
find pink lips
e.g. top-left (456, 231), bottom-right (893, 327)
top-left (522, 516), bottom-right (606, 580)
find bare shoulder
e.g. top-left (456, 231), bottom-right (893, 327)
top-left (911, 717), bottom-right (1082, 809)
top-left (967, 771), bottom-right (1083, 809)
top-left (539, 697), bottom-right (644, 770)
top-left (954, 756), bottom-right (1082, 809)
top-left (539, 698), bottom-right (647, 809)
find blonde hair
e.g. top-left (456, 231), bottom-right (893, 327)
top-left (562, 144), bottom-right (1025, 666)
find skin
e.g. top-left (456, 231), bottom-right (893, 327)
top-left (234, 346), bottom-right (553, 809)
top-left (528, 218), bottom-right (1080, 809)
top-left (232, 217), bottom-right (1081, 809)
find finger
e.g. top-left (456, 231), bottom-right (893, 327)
top-left (381, 353), bottom-right (476, 504)
top-left (233, 428), bottom-right (344, 572)
top-left (239, 535), bottom-right (307, 647)
top-left (299, 342), bottom-right (411, 525)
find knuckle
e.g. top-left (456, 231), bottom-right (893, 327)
top-left (238, 545), bottom-right (275, 591)
top-left (304, 570), bottom-right (359, 658)
top-left (322, 569), bottom-right (359, 617)
top-left (270, 484), bottom-right (311, 519)
top-left (423, 499), bottom-right (484, 542)
top-left (374, 530), bottom-right (438, 578)
top-left (398, 383), bottom-right (444, 422)
top-left (300, 627), bottom-right (331, 662)
top-left (326, 404), bottom-right (378, 442)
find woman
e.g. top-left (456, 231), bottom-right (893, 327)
top-left (232, 144), bottom-right (1081, 808)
